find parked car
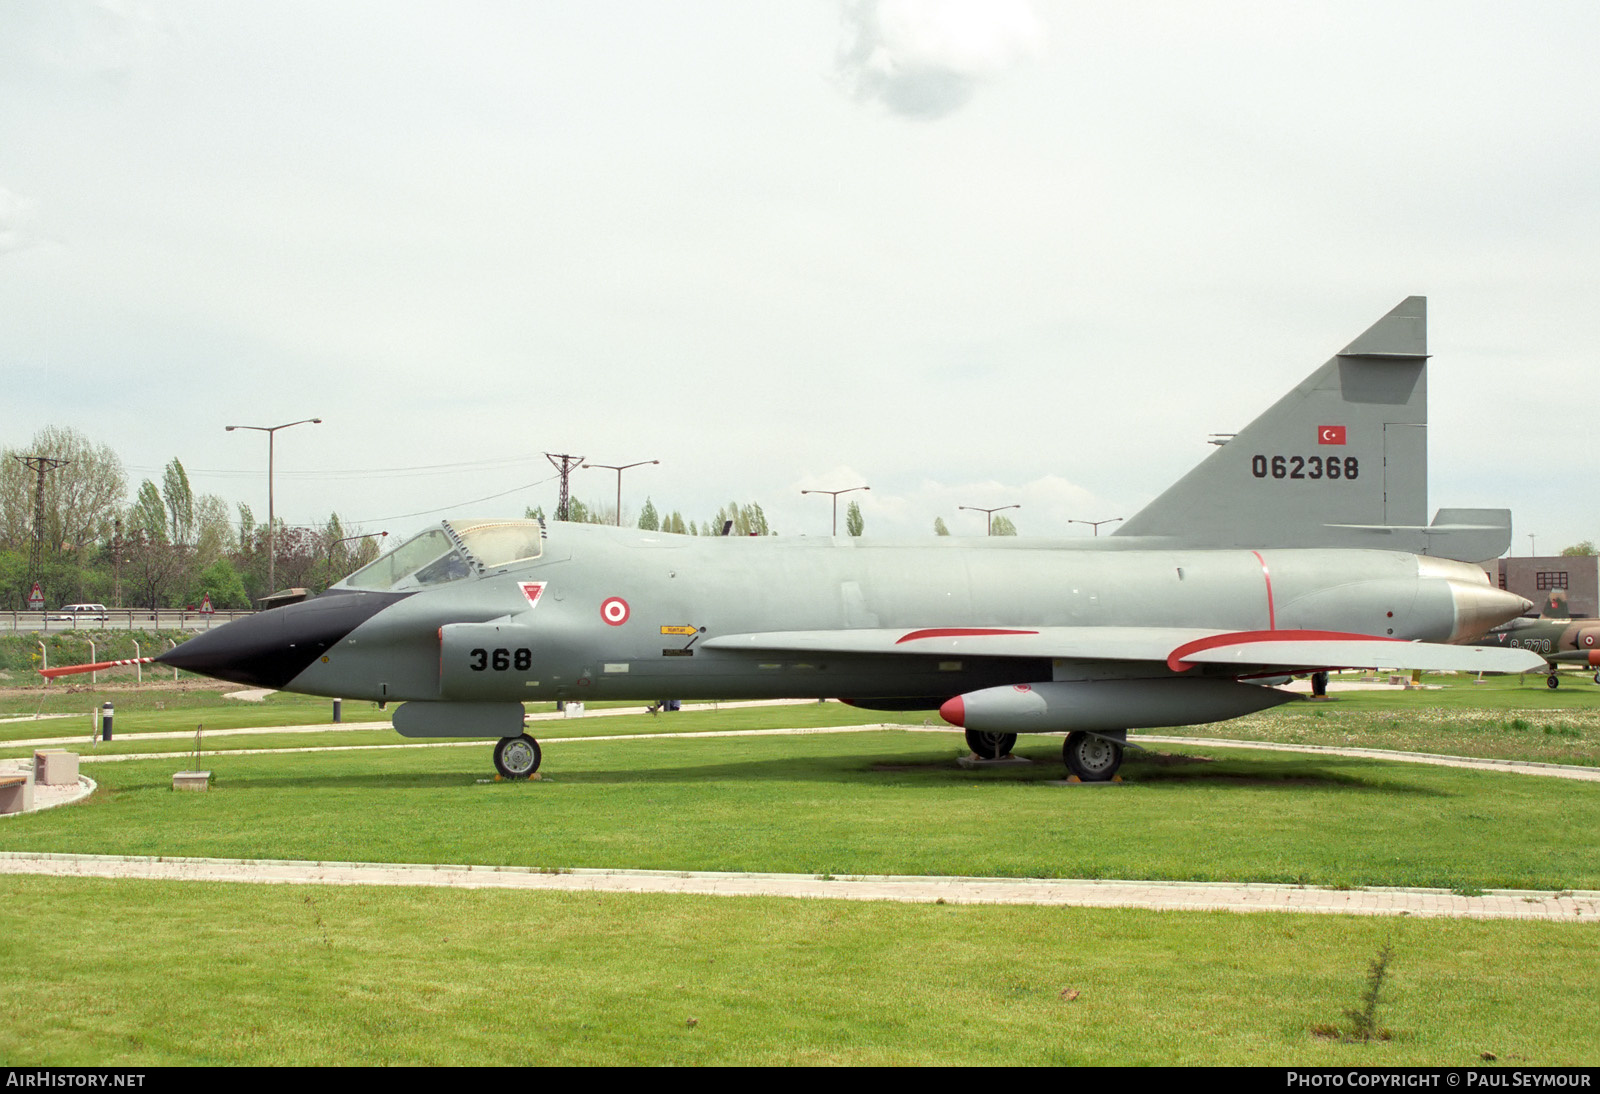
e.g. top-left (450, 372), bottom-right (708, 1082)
top-left (47, 603), bottom-right (109, 622)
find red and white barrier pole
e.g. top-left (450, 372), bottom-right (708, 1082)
top-left (39, 657), bottom-right (155, 681)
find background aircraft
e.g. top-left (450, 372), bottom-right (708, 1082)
top-left (1471, 590), bottom-right (1600, 687)
top-left (49, 298), bottom-right (1544, 780)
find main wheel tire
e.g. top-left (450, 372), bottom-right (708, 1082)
top-left (494, 734), bottom-right (542, 779)
top-left (965, 729), bottom-right (1017, 760)
top-left (1063, 731), bottom-right (1123, 782)
top-left (1547, 674), bottom-right (1560, 690)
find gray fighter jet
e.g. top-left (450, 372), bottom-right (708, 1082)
top-left (137, 297), bottom-right (1542, 780)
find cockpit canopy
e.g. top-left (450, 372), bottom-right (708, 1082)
top-left (339, 519), bottom-right (543, 592)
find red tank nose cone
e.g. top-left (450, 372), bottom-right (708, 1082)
top-left (939, 695), bottom-right (965, 727)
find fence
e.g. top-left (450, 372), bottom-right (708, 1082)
top-left (1, 609), bottom-right (256, 635)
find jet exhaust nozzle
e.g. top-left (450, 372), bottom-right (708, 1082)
top-left (1416, 557), bottom-right (1536, 642)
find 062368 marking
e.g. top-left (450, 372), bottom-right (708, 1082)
top-left (1251, 454), bottom-right (1359, 481)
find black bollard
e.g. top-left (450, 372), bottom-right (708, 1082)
top-left (332, 698), bottom-right (342, 723)
top-left (101, 701), bottom-right (114, 741)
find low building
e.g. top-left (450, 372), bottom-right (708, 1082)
top-left (1482, 556), bottom-right (1599, 619)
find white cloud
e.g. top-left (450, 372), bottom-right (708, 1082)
top-left (28, 0), bottom-right (173, 85)
top-left (835, 0), bottom-right (1046, 119)
top-left (0, 188), bottom-right (39, 254)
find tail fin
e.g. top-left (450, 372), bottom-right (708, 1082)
top-left (1115, 297), bottom-right (1510, 561)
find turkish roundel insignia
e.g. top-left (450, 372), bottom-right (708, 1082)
top-left (1318, 426), bottom-right (1346, 445)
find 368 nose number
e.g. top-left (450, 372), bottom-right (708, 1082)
top-left (1251, 454), bottom-right (1359, 481)
top-left (469, 648), bottom-right (532, 671)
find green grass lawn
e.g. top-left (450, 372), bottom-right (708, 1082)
top-left (0, 698), bottom-right (903, 760)
top-left (0, 876), bottom-right (1593, 1066)
top-left (2, 729), bottom-right (1596, 891)
top-left (1155, 672), bottom-right (1600, 767)
top-left (2, 676), bottom-right (1598, 1065)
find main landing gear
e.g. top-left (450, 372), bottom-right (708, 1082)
top-left (964, 729), bottom-right (1017, 760)
top-left (963, 728), bottom-right (1127, 780)
top-left (493, 734), bottom-right (543, 779)
top-left (1063, 731), bottom-right (1123, 782)
top-left (1547, 672), bottom-right (1561, 690)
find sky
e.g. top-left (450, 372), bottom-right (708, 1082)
top-left (2, 0), bottom-right (1596, 553)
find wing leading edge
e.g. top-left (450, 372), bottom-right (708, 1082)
top-left (701, 626), bottom-right (1546, 675)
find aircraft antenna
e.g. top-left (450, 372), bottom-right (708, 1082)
top-left (545, 453), bottom-right (585, 521)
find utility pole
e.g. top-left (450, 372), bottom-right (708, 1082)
top-left (801, 486), bottom-right (869, 536)
top-left (545, 454), bottom-right (585, 522)
top-left (226, 418), bottom-right (321, 596)
top-left (112, 518), bottom-right (123, 608)
top-left (583, 459), bottom-right (658, 526)
top-left (1070, 517), bottom-right (1124, 536)
top-left (958, 503), bottom-right (1020, 536)
top-left (16, 455), bottom-right (68, 607)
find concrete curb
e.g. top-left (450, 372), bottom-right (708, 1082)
top-left (1, 851), bottom-right (1595, 920)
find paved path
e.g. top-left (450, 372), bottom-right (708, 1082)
top-left (1138, 735), bottom-right (1600, 782)
top-left (0, 697), bottom-right (821, 751)
top-left (3, 721), bottom-right (1596, 920)
top-left (7, 720), bottom-right (1596, 783)
top-left (1, 851), bottom-right (1594, 921)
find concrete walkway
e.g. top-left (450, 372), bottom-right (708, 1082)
top-left (1137, 734), bottom-right (1600, 782)
top-left (2, 719), bottom-right (1595, 920)
top-left (1, 851), bottom-right (1594, 921)
top-left (0, 697), bottom-right (821, 751)
top-left (8, 722), bottom-right (1596, 783)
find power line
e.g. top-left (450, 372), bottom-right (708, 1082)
top-left (126, 455), bottom-right (545, 481)
top-left (218, 475), bottom-right (560, 531)
top-left (348, 476), bottom-right (558, 524)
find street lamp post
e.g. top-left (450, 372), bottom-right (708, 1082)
top-left (225, 417), bottom-right (322, 595)
top-left (801, 485), bottom-right (869, 536)
top-left (958, 504), bottom-right (1020, 536)
top-left (1070, 517), bottom-right (1124, 536)
top-left (582, 460), bottom-right (659, 527)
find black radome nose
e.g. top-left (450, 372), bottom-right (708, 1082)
top-left (157, 592), bottom-right (409, 689)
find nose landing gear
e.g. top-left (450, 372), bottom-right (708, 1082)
top-left (493, 734), bottom-right (543, 779)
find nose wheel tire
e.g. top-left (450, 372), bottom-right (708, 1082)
top-left (1063, 731), bottom-right (1123, 782)
top-left (494, 734), bottom-right (542, 779)
top-left (965, 729), bottom-right (1018, 760)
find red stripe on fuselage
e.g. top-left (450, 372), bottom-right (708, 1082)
top-left (1167, 629), bottom-right (1406, 673)
top-left (896, 628), bottom-right (1040, 645)
top-left (1251, 550), bottom-right (1275, 631)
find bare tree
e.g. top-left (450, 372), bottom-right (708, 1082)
top-left (122, 530), bottom-right (188, 610)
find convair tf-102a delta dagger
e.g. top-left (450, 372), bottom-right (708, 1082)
top-left (55, 297), bottom-right (1543, 780)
